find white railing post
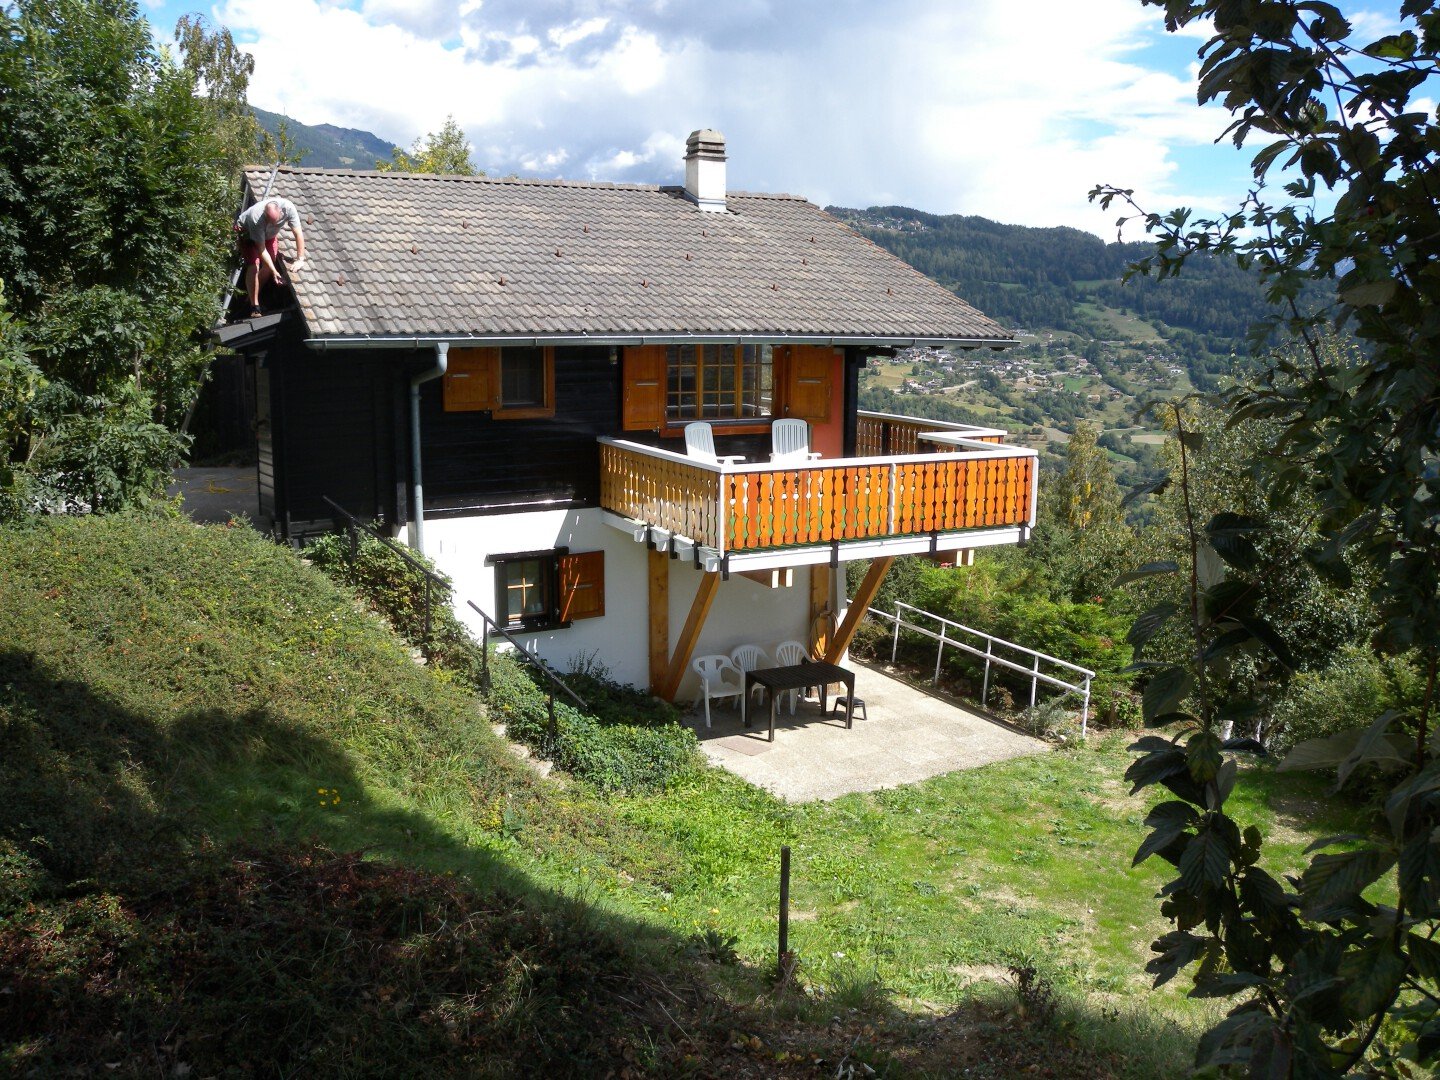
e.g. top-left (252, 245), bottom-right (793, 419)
top-left (933, 617), bottom-right (946, 685)
top-left (1081, 679), bottom-right (1091, 739)
top-left (1030, 654), bottom-right (1041, 709)
top-left (981, 639), bottom-right (993, 708)
top-left (891, 602), bottom-right (901, 663)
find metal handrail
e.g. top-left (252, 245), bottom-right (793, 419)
top-left (321, 497), bottom-right (587, 730)
top-left (861, 598), bottom-right (1095, 737)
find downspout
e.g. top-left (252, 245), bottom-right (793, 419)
top-left (408, 342), bottom-right (448, 551)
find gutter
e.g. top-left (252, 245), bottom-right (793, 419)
top-left (408, 342), bottom-right (448, 552)
top-left (306, 332), bottom-right (1018, 351)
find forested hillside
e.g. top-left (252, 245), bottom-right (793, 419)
top-left (252, 107), bottom-right (399, 169)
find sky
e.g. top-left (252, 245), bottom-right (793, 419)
top-left (143, 0), bottom-right (1372, 237)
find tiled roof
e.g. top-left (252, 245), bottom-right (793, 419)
top-left (243, 167), bottom-right (1013, 345)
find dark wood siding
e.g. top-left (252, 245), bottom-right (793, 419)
top-left (271, 348), bottom-right (397, 531)
top-left (255, 361), bottom-right (276, 521)
top-left (421, 346), bottom-right (618, 514)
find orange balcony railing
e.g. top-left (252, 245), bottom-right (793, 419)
top-left (598, 424), bottom-right (1036, 559)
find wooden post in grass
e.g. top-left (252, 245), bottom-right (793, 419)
top-left (778, 845), bottom-right (791, 962)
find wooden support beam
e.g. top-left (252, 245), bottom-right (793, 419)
top-left (648, 548), bottom-right (669, 694)
top-left (738, 567), bottom-right (793, 589)
top-left (658, 570), bottom-right (721, 701)
top-left (824, 556), bottom-right (893, 664)
top-left (809, 564), bottom-right (832, 659)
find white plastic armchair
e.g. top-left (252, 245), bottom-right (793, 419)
top-left (772, 639), bottom-right (813, 714)
top-left (692, 654), bottom-right (745, 727)
top-left (684, 422), bottom-right (745, 465)
top-left (770, 419), bottom-right (821, 463)
top-left (729, 644), bottom-right (771, 706)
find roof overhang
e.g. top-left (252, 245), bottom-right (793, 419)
top-left (212, 311), bottom-right (287, 350)
top-left (303, 332), bottom-right (1018, 352)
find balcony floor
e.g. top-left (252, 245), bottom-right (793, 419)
top-left (686, 660), bottom-right (1046, 802)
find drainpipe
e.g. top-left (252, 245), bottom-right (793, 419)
top-left (408, 342), bottom-right (448, 551)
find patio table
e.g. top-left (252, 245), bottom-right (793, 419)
top-left (742, 660), bottom-right (856, 742)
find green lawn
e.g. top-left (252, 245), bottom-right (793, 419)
top-left (0, 513), bottom-right (1371, 1076)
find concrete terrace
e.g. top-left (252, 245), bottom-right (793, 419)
top-left (688, 661), bottom-right (1046, 802)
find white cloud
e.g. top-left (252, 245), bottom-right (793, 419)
top-left (216, 0), bottom-right (1254, 233)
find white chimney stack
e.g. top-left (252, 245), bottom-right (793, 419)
top-left (683, 129), bottom-right (727, 212)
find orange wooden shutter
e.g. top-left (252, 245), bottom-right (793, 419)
top-left (622, 345), bottom-right (667, 430)
top-left (443, 347), bottom-right (499, 411)
top-left (783, 345), bottom-right (834, 422)
top-left (558, 550), bottom-right (605, 621)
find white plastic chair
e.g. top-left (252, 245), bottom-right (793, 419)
top-left (770, 419), bottom-right (821, 462)
top-left (729, 643), bottom-right (771, 706)
top-left (772, 639), bottom-right (813, 714)
top-left (684, 422), bottom-right (745, 465)
top-left (692, 654), bottom-right (745, 727)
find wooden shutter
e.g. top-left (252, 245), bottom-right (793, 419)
top-left (622, 345), bottom-right (667, 430)
top-left (781, 345), bottom-right (834, 422)
top-left (443, 347), bottom-right (499, 411)
top-left (558, 550), bottom-right (605, 621)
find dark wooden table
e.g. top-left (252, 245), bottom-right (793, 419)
top-left (742, 660), bottom-right (856, 742)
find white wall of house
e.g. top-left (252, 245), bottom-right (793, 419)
top-left (422, 507), bottom-right (822, 704)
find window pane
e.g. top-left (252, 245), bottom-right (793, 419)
top-left (501, 347), bottom-right (546, 407)
top-left (502, 558), bottom-right (549, 624)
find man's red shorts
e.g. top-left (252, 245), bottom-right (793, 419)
top-left (240, 236), bottom-right (279, 268)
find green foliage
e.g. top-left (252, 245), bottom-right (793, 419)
top-left (378, 116), bottom-right (480, 175)
top-left (0, 0), bottom-right (236, 515)
top-left (303, 529), bottom-right (486, 684)
top-left (485, 651), bottom-right (698, 795)
top-left (1269, 646), bottom-right (1423, 755)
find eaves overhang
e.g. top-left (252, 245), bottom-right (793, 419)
top-left (303, 331), bottom-right (1019, 352)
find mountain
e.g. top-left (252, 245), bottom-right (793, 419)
top-left (251, 107), bottom-right (400, 170)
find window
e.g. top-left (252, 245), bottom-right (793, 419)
top-left (486, 548), bottom-right (604, 630)
top-left (443, 346), bottom-right (555, 418)
top-left (665, 344), bottom-right (772, 423)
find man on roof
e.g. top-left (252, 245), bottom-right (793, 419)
top-left (235, 197), bottom-right (306, 318)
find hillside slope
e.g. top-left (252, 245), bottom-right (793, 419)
top-left (253, 106), bottom-right (399, 169)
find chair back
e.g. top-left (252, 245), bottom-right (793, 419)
top-left (684, 422), bottom-right (719, 463)
top-left (692, 653), bottom-right (739, 688)
top-left (770, 419), bottom-right (811, 462)
top-left (773, 639), bottom-right (810, 667)
top-left (729, 643), bottom-right (769, 675)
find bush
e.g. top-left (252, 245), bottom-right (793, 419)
top-left (304, 530), bottom-right (486, 687)
top-left (480, 652), bottom-right (698, 795)
top-left (1268, 645), bottom-right (1422, 753)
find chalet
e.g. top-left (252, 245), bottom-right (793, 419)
top-left (216, 130), bottom-right (1036, 702)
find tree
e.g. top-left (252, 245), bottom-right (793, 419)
top-left (1093, 1), bottom-right (1440, 1072)
top-left (0, 0), bottom-right (235, 515)
top-left (378, 117), bottom-right (480, 175)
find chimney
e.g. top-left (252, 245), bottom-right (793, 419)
top-left (683, 129), bottom-right (727, 212)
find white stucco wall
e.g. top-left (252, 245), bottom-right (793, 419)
top-left (422, 507), bottom-right (837, 703)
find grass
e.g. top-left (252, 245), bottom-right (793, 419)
top-left (0, 512), bottom-right (1375, 1077)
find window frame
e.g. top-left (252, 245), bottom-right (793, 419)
top-left (442, 346), bottom-right (556, 419)
top-left (663, 343), bottom-right (773, 433)
top-left (484, 547), bottom-right (605, 631)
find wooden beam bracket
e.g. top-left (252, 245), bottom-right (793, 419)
top-left (824, 555), bottom-right (893, 664)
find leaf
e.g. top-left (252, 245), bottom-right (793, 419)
top-left (1128, 602), bottom-right (1179, 653)
top-left (1398, 828), bottom-right (1440, 918)
top-left (1385, 763), bottom-right (1440, 838)
top-left (1122, 476), bottom-right (1169, 508)
top-left (1189, 971), bottom-right (1268, 999)
top-left (1188, 729), bottom-right (1223, 784)
top-left (1338, 941), bottom-right (1406, 1020)
top-left (1302, 833), bottom-right (1367, 855)
top-left (1143, 667), bottom-right (1193, 724)
top-left (1195, 541), bottom-right (1227, 592)
top-left (1238, 866), bottom-right (1291, 921)
top-left (1179, 825), bottom-right (1234, 893)
top-left (1339, 279), bottom-right (1398, 307)
top-left (1279, 730), bottom-right (1365, 772)
top-left (1213, 758), bottom-right (1238, 807)
top-left (1202, 626), bottom-right (1256, 663)
top-left (1126, 746), bottom-right (1188, 795)
top-left (1114, 560), bottom-right (1179, 587)
top-left (1206, 513), bottom-right (1266, 573)
top-left (1147, 930), bottom-right (1206, 988)
top-left (1408, 932), bottom-right (1440, 981)
top-left (1299, 846), bottom-right (1397, 916)
top-left (1230, 613), bottom-right (1297, 671)
top-left (1194, 1002), bottom-right (1276, 1068)
top-left (1335, 711), bottom-right (1402, 790)
top-left (1134, 801), bottom-right (1200, 867)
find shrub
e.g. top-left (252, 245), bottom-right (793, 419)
top-left (304, 529), bottom-right (485, 687)
top-left (484, 651), bottom-right (698, 795)
top-left (1267, 645), bottom-right (1423, 753)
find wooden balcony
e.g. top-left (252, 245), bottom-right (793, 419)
top-left (598, 415), bottom-right (1037, 572)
